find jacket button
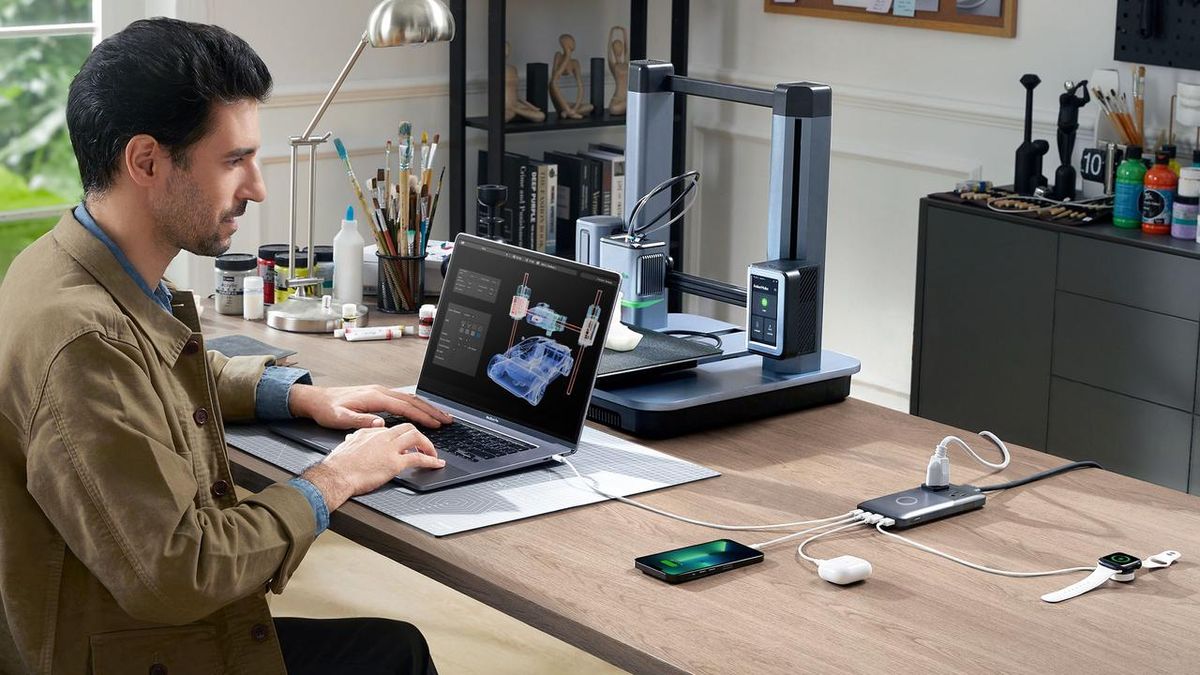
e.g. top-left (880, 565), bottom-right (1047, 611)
top-left (211, 480), bottom-right (230, 498)
top-left (193, 408), bottom-right (209, 426)
top-left (182, 337), bottom-right (201, 356)
top-left (149, 665), bottom-right (167, 675)
top-left (250, 623), bottom-right (269, 642)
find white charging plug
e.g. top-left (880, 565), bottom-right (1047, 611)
top-left (925, 445), bottom-right (950, 490)
top-left (817, 555), bottom-right (873, 585)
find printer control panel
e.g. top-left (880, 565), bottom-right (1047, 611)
top-left (748, 274), bottom-right (781, 353)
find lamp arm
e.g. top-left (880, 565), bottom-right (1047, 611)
top-left (301, 31), bottom-right (370, 140)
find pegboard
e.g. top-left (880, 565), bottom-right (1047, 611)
top-left (1115, 0), bottom-right (1200, 71)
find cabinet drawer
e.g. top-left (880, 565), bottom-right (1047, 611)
top-left (915, 205), bottom-right (1055, 449)
top-left (1058, 234), bottom-right (1200, 319)
top-left (1048, 377), bottom-right (1191, 491)
top-left (1192, 418), bottom-right (1200, 496)
top-left (1052, 291), bottom-right (1198, 411)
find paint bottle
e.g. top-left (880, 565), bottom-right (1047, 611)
top-left (1174, 166), bottom-right (1200, 241)
top-left (418, 304), bottom-right (436, 339)
top-left (333, 206), bottom-right (364, 304)
top-left (1113, 145), bottom-right (1146, 229)
top-left (1142, 151), bottom-right (1177, 235)
top-left (1163, 144), bottom-right (1182, 176)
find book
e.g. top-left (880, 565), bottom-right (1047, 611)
top-left (543, 151), bottom-right (588, 257)
top-left (535, 161), bottom-right (559, 254)
top-left (581, 150), bottom-right (613, 216)
top-left (477, 150), bottom-right (530, 245)
top-left (206, 334), bottom-right (297, 367)
top-left (528, 156), bottom-right (542, 251)
top-left (585, 145), bottom-right (626, 218)
top-left (504, 152), bottom-right (527, 246)
top-left (582, 154), bottom-right (602, 217)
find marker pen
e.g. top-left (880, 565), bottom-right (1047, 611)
top-left (333, 325), bottom-right (416, 341)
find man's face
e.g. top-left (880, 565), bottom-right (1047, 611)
top-left (151, 99), bottom-right (266, 257)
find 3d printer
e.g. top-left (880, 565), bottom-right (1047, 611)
top-left (580, 60), bottom-right (860, 438)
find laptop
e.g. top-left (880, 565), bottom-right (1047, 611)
top-left (271, 233), bottom-right (621, 492)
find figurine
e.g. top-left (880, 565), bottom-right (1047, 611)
top-left (608, 27), bottom-right (628, 115)
top-left (549, 33), bottom-right (593, 119)
top-left (506, 42), bottom-right (546, 123)
top-left (1052, 80), bottom-right (1090, 200)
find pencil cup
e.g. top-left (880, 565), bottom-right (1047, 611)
top-left (376, 251), bottom-right (426, 313)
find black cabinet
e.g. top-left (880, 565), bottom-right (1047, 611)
top-left (913, 198), bottom-right (1200, 495)
top-left (912, 206), bottom-right (1057, 449)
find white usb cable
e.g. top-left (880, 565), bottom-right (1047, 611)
top-left (926, 431), bottom-right (1011, 488)
top-left (795, 520), bottom-right (870, 563)
top-left (873, 520), bottom-right (1092, 578)
top-left (750, 516), bottom-right (864, 550)
top-left (555, 455), bottom-right (857, 531)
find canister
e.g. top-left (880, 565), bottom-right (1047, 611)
top-left (214, 253), bottom-right (257, 315)
top-left (257, 244), bottom-right (291, 305)
top-left (274, 252), bottom-right (309, 303)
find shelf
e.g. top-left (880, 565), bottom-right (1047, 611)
top-left (465, 109), bottom-right (628, 134)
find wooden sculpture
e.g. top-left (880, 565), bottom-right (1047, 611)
top-left (608, 27), bottom-right (628, 116)
top-left (549, 33), bottom-right (593, 119)
top-left (506, 42), bottom-right (546, 123)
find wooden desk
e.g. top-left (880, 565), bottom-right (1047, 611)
top-left (205, 306), bottom-right (1200, 674)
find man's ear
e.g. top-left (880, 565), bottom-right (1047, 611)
top-left (124, 134), bottom-right (164, 188)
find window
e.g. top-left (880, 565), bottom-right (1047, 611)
top-left (0, 0), bottom-right (98, 278)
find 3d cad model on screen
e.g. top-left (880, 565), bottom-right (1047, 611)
top-left (486, 272), bottom-right (604, 405)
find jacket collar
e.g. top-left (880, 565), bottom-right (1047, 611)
top-left (51, 211), bottom-right (194, 365)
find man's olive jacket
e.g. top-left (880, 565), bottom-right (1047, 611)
top-left (0, 213), bottom-right (317, 674)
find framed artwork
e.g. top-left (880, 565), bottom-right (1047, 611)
top-left (763, 0), bottom-right (1016, 38)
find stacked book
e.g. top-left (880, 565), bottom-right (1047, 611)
top-left (478, 143), bottom-right (626, 259)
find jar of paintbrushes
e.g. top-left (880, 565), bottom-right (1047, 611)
top-left (376, 250), bottom-right (425, 313)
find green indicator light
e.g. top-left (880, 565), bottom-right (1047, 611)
top-left (760, 297), bottom-right (768, 308)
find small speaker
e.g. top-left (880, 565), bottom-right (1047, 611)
top-left (526, 62), bottom-right (548, 113)
top-left (590, 57), bottom-right (605, 116)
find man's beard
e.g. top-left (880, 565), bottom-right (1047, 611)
top-left (153, 172), bottom-right (246, 257)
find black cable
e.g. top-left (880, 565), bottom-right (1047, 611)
top-left (976, 461), bottom-right (1103, 492)
top-left (661, 329), bottom-right (723, 350)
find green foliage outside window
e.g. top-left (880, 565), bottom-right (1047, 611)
top-left (0, 0), bottom-right (93, 279)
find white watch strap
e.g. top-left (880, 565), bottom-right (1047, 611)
top-left (1143, 550), bottom-right (1181, 569)
top-left (1041, 565), bottom-right (1115, 603)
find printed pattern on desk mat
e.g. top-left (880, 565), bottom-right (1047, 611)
top-left (225, 424), bottom-right (719, 537)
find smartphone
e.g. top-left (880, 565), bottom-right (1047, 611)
top-left (634, 539), bottom-right (764, 584)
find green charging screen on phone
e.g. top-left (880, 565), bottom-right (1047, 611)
top-left (635, 539), bottom-right (762, 577)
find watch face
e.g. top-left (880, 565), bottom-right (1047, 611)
top-left (1099, 552), bottom-right (1142, 572)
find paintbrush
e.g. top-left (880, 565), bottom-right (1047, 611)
top-left (1135, 65), bottom-right (1146, 147)
top-left (397, 121), bottom-right (412, 255)
top-left (384, 139), bottom-right (393, 222)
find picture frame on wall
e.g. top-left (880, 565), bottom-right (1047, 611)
top-left (764, 0), bottom-right (1016, 38)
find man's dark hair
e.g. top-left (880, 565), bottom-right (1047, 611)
top-left (67, 18), bottom-right (272, 195)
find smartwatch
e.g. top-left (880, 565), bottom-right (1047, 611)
top-left (1041, 551), bottom-right (1181, 604)
top-left (1041, 552), bottom-right (1140, 603)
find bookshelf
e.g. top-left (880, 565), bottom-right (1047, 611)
top-left (447, 0), bottom-right (692, 308)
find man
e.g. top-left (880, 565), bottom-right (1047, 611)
top-left (0, 18), bottom-right (452, 675)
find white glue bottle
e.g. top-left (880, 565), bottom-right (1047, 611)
top-left (333, 205), bottom-right (364, 304)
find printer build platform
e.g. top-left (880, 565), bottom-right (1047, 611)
top-left (588, 314), bottom-right (860, 438)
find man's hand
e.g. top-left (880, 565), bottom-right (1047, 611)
top-left (301, 423), bottom-right (443, 510)
top-left (288, 384), bottom-right (453, 430)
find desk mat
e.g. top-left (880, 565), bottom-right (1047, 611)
top-left (226, 424), bottom-right (719, 537)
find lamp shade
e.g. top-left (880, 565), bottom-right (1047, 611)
top-left (366, 0), bottom-right (456, 47)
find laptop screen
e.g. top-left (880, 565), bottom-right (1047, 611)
top-left (417, 235), bottom-right (620, 444)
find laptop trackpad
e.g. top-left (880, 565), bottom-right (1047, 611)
top-left (397, 462), bottom-right (468, 484)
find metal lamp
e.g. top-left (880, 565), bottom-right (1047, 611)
top-left (268, 0), bottom-right (455, 332)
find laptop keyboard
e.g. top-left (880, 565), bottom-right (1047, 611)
top-left (376, 413), bottom-right (535, 463)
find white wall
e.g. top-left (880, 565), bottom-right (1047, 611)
top-left (109, 1), bottom-right (1200, 412)
top-left (127, 0), bottom-right (670, 297)
top-left (682, 0), bottom-right (1200, 411)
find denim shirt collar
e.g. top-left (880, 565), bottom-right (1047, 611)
top-left (73, 203), bottom-right (174, 313)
